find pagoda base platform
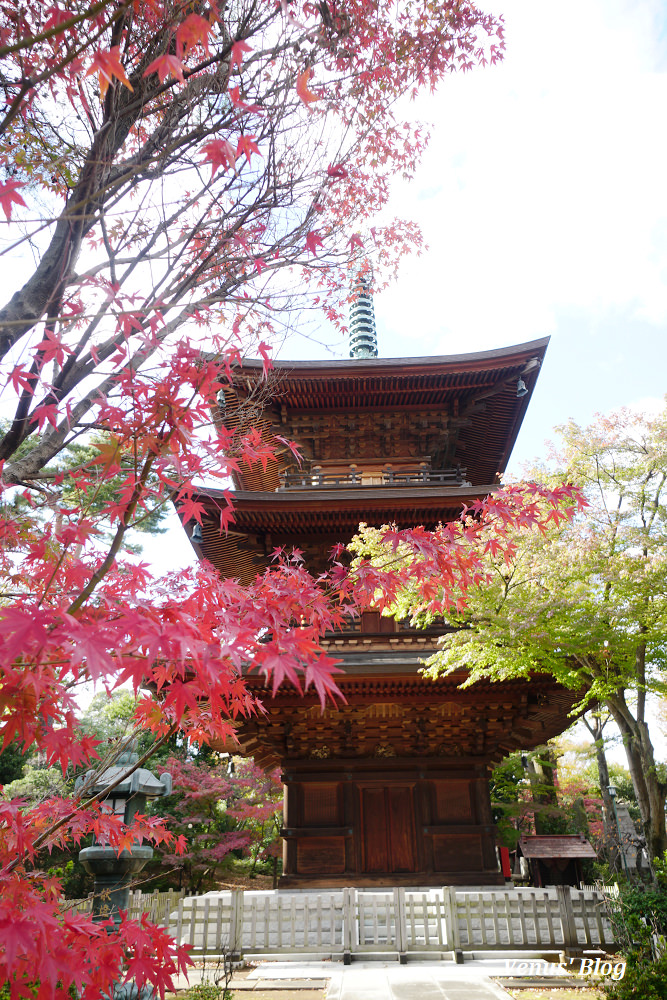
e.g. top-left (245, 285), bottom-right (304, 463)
top-left (279, 872), bottom-right (505, 888)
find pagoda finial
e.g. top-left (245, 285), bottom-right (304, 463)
top-left (348, 261), bottom-right (378, 359)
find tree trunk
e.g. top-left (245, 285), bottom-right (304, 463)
top-left (582, 713), bottom-right (618, 863)
top-left (607, 694), bottom-right (667, 863)
top-left (526, 745), bottom-right (562, 834)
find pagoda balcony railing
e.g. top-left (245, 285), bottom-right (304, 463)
top-left (323, 613), bottom-right (453, 638)
top-left (278, 467), bottom-right (470, 490)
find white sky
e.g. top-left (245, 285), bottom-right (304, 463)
top-left (278, 0), bottom-right (667, 471)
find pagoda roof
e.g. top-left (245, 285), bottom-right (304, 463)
top-left (183, 483), bottom-right (491, 583)
top-left (218, 337), bottom-right (548, 491)
top-left (233, 336), bottom-right (548, 389)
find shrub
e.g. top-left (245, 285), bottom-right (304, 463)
top-left (185, 982), bottom-right (231, 1000)
top-left (617, 885), bottom-right (667, 937)
top-left (602, 953), bottom-right (667, 1000)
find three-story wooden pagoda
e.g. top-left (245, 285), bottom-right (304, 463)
top-left (180, 336), bottom-right (577, 886)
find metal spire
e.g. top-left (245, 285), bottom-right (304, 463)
top-left (348, 263), bottom-right (378, 359)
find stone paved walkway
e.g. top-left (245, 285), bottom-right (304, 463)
top-left (322, 962), bottom-right (512, 1000)
top-left (175, 957), bottom-right (589, 999)
top-left (221, 960), bottom-right (547, 1000)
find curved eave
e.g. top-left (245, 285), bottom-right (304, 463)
top-left (184, 484), bottom-right (489, 538)
top-left (235, 337), bottom-right (549, 378)
top-left (178, 485), bottom-right (491, 583)
top-left (226, 483), bottom-right (488, 510)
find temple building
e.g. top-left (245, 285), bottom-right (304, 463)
top-left (179, 297), bottom-right (577, 887)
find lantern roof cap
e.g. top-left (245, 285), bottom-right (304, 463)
top-left (76, 755), bottom-right (172, 798)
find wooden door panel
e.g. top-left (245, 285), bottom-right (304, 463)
top-left (387, 786), bottom-right (416, 873)
top-left (433, 780), bottom-right (473, 823)
top-left (297, 837), bottom-right (346, 875)
top-left (361, 787), bottom-right (389, 872)
top-left (302, 782), bottom-right (340, 826)
top-left (360, 785), bottom-right (417, 874)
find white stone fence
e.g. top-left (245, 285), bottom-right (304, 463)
top-left (579, 882), bottom-right (620, 898)
top-left (68, 885), bottom-right (616, 962)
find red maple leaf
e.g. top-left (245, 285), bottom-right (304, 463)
top-left (219, 503), bottom-right (236, 532)
top-left (8, 365), bottom-right (37, 394)
top-left (296, 67), bottom-right (319, 104)
top-left (327, 163), bottom-right (348, 180)
top-left (175, 13), bottom-right (212, 58)
top-left (0, 180), bottom-right (27, 220)
top-left (232, 230), bottom-right (250, 252)
top-left (236, 134), bottom-right (261, 164)
top-left (85, 46), bottom-right (134, 100)
top-left (257, 340), bottom-right (273, 377)
top-left (230, 39), bottom-right (252, 69)
top-left (43, 5), bottom-right (73, 33)
top-left (143, 53), bottom-right (185, 84)
top-left (201, 138), bottom-right (237, 177)
top-left (66, 627), bottom-right (115, 681)
top-left (275, 435), bottom-right (302, 465)
top-left (305, 230), bottom-right (324, 255)
top-left (0, 608), bottom-right (49, 662)
top-left (348, 233), bottom-right (364, 250)
top-left (32, 401), bottom-right (59, 431)
top-left (177, 494), bottom-right (207, 525)
top-left (229, 86), bottom-right (262, 113)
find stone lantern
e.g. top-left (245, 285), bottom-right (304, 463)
top-left (78, 749), bottom-right (172, 926)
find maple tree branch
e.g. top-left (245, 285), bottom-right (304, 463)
top-left (67, 450), bottom-right (158, 614)
top-left (0, 1), bottom-right (121, 59)
top-left (0, 8), bottom-right (125, 137)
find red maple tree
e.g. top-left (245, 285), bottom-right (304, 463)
top-left (153, 756), bottom-right (284, 891)
top-left (154, 756), bottom-right (254, 893)
top-left (0, 3), bottom-right (587, 999)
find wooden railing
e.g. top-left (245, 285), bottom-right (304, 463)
top-left (62, 888), bottom-right (185, 923)
top-left (279, 467), bottom-right (469, 490)
top-left (325, 614), bottom-right (450, 637)
top-left (63, 886), bottom-right (615, 961)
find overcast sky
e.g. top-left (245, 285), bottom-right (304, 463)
top-left (281, 0), bottom-right (667, 475)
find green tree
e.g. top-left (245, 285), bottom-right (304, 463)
top-left (80, 690), bottom-right (139, 744)
top-left (1, 763), bottom-right (68, 804)
top-left (580, 711), bottom-right (618, 850)
top-left (355, 405), bottom-right (667, 861)
top-left (0, 744), bottom-right (26, 786)
top-left (491, 740), bottom-right (597, 851)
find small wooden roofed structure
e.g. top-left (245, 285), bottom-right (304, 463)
top-left (517, 835), bottom-right (597, 888)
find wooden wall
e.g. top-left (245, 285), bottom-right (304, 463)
top-left (280, 758), bottom-right (503, 887)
